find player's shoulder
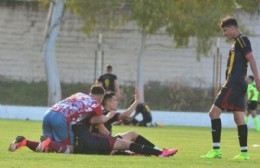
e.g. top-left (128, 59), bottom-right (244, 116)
top-left (108, 73), bottom-right (117, 78)
top-left (236, 35), bottom-right (251, 47)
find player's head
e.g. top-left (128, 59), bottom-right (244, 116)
top-left (102, 92), bottom-right (118, 110)
top-left (106, 64), bottom-right (113, 73)
top-left (90, 84), bottom-right (105, 103)
top-left (248, 75), bottom-right (254, 83)
top-left (220, 16), bottom-right (239, 39)
top-left (220, 16), bottom-right (238, 28)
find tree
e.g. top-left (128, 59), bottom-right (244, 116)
top-left (66, 0), bottom-right (131, 79)
top-left (42, 0), bottom-right (64, 106)
top-left (67, 0), bottom-right (169, 102)
top-left (128, 0), bottom-right (170, 102)
top-left (67, 0), bottom-right (260, 103)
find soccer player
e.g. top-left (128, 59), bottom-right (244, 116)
top-left (15, 89), bottom-right (176, 157)
top-left (201, 16), bottom-right (260, 160)
top-left (95, 89), bottom-right (140, 134)
top-left (131, 103), bottom-right (153, 127)
top-left (245, 75), bottom-right (260, 131)
top-left (72, 117), bottom-right (177, 157)
top-left (96, 91), bottom-right (173, 155)
top-left (9, 84), bottom-right (116, 153)
top-left (96, 64), bottom-right (121, 100)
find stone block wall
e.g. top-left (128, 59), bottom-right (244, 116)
top-left (0, 4), bottom-right (260, 87)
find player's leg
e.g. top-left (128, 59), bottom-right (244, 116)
top-left (8, 136), bottom-right (39, 152)
top-left (251, 109), bottom-right (260, 131)
top-left (244, 106), bottom-right (250, 124)
top-left (143, 115), bottom-right (152, 127)
top-left (43, 111), bottom-right (72, 145)
top-left (231, 86), bottom-right (249, 160)
top-left (113, 138), bottom-right (177, 157)
top-left (36, 135), bottom-right (72, 153)
top-left (201, 104), bottom-right (222, 159)
top-left (116, 131), bottom-right (156, 148)
top-left (249, 101), bottom-right (260, 131)
top-left (37, 111), bottom-right (73, 153)
top-left (36, 136), bottom-right (72, 153)
top-left (76, 132), bottom-right (177, 157)
top-left (41, 110), bottom-right (55, 141)
top-left (233, 111), bottom-right (249, 160)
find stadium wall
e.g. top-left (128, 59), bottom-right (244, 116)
top-left (0, 105), bottom-right (258, 129)
top-left (0, 5), bottom-right (260, 87)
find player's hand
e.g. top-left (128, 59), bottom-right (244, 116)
top-left (134, 87), bottom-right (140, 103)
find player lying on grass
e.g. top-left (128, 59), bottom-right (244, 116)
top-left (71, 117), bottom-right (177, 157)
top-left (91, 91), bottom-right (174, 155)
top-left (73, 88), bottom-right (177, 157)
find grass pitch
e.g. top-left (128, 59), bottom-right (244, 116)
top-left (0, 119), bottom-right (260, 168)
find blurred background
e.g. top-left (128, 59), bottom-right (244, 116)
top-left (0, 0), bottom-right (260, 112)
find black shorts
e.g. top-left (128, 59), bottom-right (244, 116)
top-left (72, 123), bottom-right (116, 155)
top-left (247, 101), bottom-right (258, 111)
top-left (214, 82), bottom-right (247, 112)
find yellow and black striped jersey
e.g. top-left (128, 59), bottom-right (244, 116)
top-left (225, 35), bottom-right (252, 84)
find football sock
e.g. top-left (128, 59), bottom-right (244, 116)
top-left (129, 143), bottom-right (161, 156)
top-left (211, 118), bottom-right (221, 149)
top-left (237, 124), bottom-right (248, 152)
top-left (26, 140), bottom-right (39, 152)
top-left (135, 135), bottom-right (155, 148)
top-left (48, 140), bottom-right (70, 153)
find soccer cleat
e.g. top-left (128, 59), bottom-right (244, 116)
top-left (158, 148), bottom-right (178, 157)
top-left (200, 149), bottom-right (222, 159)
top-left (8, 136), bottom-right (27, 152)
top-left (233, 152), bottom-right (250, 160)
top-left (35, 136), bottom-right (51, 152)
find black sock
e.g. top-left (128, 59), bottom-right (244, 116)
top-left (135, 135), bottom-right (155, 148)
top-left (129, 143), bottom-right (161, 156)
top-left (237, 124), bottom-right (248, 152)
top-left (211, 118), bottom-right (221, 149)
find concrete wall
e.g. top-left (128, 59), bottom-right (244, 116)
top-left (0, 5), bottom-right (260, 87)
top-left (0, 104), bottom-right (258, 129)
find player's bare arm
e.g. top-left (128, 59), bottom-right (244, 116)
top-left (246, 52), bottom-right (260, 91)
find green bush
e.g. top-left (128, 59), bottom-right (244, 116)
top-left (0, 80), bottom-right (213, 112)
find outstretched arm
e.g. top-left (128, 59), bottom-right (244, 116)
top-left (118, 87), bottom-right (140, 120)
top-left (90, 111), bottom-right (116, 124)
top-left (246, 52), bottom-right (260, 90)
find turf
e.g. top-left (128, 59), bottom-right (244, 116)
top-left (0, 119), bottom-right (260, 168)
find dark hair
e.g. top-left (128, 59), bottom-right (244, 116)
top-left (106, 64), bottom-right (113, 72)
top-left (90, 85), bottom-right (105, 95)
top-left (102, 92), bottom-right (115, 106)
top-left (248, 75), bottom-right (254, 82)
top-left (220, 16), bottom-right (238, 28)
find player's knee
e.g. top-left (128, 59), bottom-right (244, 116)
top-left (209, 107), bottom-right (221, 119)
top-left (128, 130), bottom-right (138, 137)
